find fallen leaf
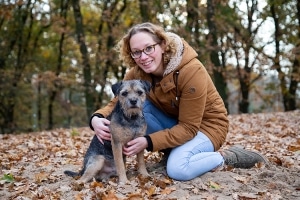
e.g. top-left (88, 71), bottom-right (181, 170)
top-left (127, 193), bottom-right (143, 199)
top-left (233, 175), bottom-right (249, 184)
top-left (102, 190), bottom-right (119, 200)
top-left (233, 192), bottom-right (257, 200)
top-left (1, 174), bottom-right (14, 183)
top-left (146, 185), bottom-right (156, 196)
top-left (34, 172), bottom-right (48, 183)
top-left (160, 187), bottom-right (176, 195)
top-left (287, 144), bottom-right (300, 152)
top-left (208, 181), bottom-right (221, 189)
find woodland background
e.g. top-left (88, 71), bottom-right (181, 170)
top-left (0, 0), bottom-right (299, 134)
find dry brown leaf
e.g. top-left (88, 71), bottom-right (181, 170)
top-left (90, 180), bottom-right (104, 188)
top-left (75, 193), bottom-right (84, 200)
top-left (160, 186), bottom-right (176, 195)
top-left (102, 190), bottom-right (119, 200)
top-left (236, 192), bottom-right (257, 199)
top-left (233, 175), bottom-right (249, 184)
top-left (153, 178), bottom-right (167, 189)
top-left (34, 171), bottom-right (48, 183)
top-left (146, 185), bottom-right (156, 196)
top-left (127, 193), bottom-right (143, 199)
top-left (287, 144), bottom-right (300, 152)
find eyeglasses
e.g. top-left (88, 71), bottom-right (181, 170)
top-left (130, 43), bottom-right (159, 59)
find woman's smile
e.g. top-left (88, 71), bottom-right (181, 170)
top-left (141, 60), bottom-right (153, 66)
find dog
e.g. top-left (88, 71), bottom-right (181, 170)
top-left (64, 80), bottom-right (151, 183)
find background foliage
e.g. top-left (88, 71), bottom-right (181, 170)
top-left (0, 0), bottom-right (299, 134)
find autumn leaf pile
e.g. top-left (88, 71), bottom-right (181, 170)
top-left (0, 110), bottom-right (299, 200)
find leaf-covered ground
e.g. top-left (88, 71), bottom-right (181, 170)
top-left (1, 110), bottom-right (299, 200)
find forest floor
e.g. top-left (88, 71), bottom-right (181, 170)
top-left (0, 110), bottom-right (299, 200)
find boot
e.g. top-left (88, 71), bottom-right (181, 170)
top-left (222, 146), bottom-right (268, 168)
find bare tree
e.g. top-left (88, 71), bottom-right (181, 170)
top-left (231, 0), bottom-right (264, 113)
top-left (72, 0), bottom-right (94, 119)
top-left (47, 0), bottom-right (69, 129)
top-left (0, 1), bottom-right (35, 133)
top-left (94, 0), bottom-right (127, 109)
top-left (288, 0), bottom-right (300, 110)
top-left (207, 0), bottom-right (228, 111)
top-left (270, 0), bottom-right (299, 111)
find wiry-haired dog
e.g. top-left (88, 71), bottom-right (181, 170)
top-left (64, 80), bottom-right (151, 183)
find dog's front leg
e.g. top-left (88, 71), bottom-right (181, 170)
top-left (112, 141), bottom-right (128, 183)
top-left (137, 151), bottom-right (149, 176)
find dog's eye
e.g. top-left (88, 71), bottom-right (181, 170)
top-left (137, 90), bottom-right (143, 96)
top-left (121, 91), bottom-right (128, 96)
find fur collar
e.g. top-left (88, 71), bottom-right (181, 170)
top-left (163, 32), bottom-right (184, 76)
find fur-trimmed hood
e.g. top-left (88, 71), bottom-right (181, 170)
top-left (163, 32), bottom-right (199, 76)
top-left (163, 32), bottom-right (184, 76)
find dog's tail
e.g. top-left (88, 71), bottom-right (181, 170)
top-left (64, 170), bottom-right (82, 177)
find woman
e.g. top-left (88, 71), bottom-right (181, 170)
top-left (89, 22), bottom-right (267, 181)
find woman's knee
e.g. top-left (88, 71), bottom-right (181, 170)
top-left (166, 155), bottom-right (193, 181)
top-left (166, 161), bottom-right (193, 181)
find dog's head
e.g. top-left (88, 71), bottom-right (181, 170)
top-left (112, 80), bottom-right (151, 117)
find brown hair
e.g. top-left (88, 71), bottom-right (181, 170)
top-left (115, 22), bottom-right (177, 68)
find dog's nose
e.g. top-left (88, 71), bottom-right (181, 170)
top-left (130, 99), bottom-right (137, 105)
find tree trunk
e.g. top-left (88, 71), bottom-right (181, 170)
top-left (206, 0), bottom-right (229, 112)
top-left (271, 0), bottom-right (299, 111)
top-left (139, 0), bottom-right (150, 22)
top-left (47, 0), bottom-right (69, 130)
top-left (0, 1), bottom-right (32, 133)
top-left (186, 0), bottom-right (199, 40)
top-left (37, 79), bottom-right (42, 130)
top-left (289, 48), bottom-right (299, 110)
top-left (72, 0), bottom-right (94, 119)
top-left (48, 92), bottom-right (56, 130)
top-left (234, 0), bottom-right (259, 113)
top-left (287, 0), bottom-right (300, 111)
top-left (94, 1), bottom-right (126, 109)
top-left (238, 75), bottom-right (250, 113)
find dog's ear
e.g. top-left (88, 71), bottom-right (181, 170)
top-left (140, 80), bottom-right (151, 93)
top-left (112, 81), bottom-right (123, 96)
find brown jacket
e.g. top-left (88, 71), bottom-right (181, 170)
top-left (94, 35), bottom-right (228, 151)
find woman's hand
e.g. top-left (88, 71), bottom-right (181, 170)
top-left (91, 116), bottom-right (111, 144)
top-left (123, 137), bottom-right (148, 156)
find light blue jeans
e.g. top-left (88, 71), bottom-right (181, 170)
top-left (143, 100), bottom-right (224, 181)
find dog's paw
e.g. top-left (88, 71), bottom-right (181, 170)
top-left (138, 168), bottom-right (149, 177)
top-left (118, 176), bottom-right (130, 185)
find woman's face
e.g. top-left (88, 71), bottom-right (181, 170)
top-left (129, 32), bottom-right (164, 76)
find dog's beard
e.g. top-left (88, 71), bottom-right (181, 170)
top-left (123, 108), bottom-right (143, 119)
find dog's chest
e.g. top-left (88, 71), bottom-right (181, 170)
top-left (110, 115), bottom-right (146, 142)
